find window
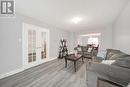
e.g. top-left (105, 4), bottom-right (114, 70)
top-left (78, 33), bottom-right (101, 46)
top-left (88, 37), bottom-right (99, 45)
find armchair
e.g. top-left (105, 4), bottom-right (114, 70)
top-left (74, 44), bottom-right (99, 60)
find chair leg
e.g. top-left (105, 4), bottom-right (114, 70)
top-left (65, 59), bottom-right (67, 68)
top-left (74, 61), bottom-right (76, 72)
top-left (82, 57), bottom-right (84, 62)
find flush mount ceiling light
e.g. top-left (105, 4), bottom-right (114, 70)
top-left (72, 17), bottom-right (82, 24)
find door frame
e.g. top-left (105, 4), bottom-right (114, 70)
top-left (22, 23), bottom-right (50, 69)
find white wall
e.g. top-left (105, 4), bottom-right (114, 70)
top-left (1, 0), bottom-right (130, 77)
top-left (0, 14), bottom-right (72, 74)
top-left (113, 1), bottom-right (130, 54)
top-left (0, 16), bottom-right (22, 75)
top-left (75, 25), bottom-right (113, 51)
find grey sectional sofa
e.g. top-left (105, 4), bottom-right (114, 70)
top-left (87, 49), bottom-right (130, 87)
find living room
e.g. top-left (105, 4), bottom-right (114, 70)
top-left (0, 0), bottom-right (130, 87)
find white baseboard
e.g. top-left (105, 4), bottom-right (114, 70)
top-left (0, 68), bottom-right (24, 79)
top-left (46, 57), bottom-right (57, 62)
top-left (0, 57), bottom-right (57, 79)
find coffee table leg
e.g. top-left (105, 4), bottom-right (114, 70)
top-left (74, 61), bottom-right (76, 72)
top-left (65, 59), bottom-right (67, 68)
top-left (82, 57), bottom-right (84, 62)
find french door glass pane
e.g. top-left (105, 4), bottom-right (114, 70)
top-left (41, 32), bottom-right (46, 59)
top-left (32, 30), bottom-right (36, 61)
top-left (28, 30), bottom-right (36, 63)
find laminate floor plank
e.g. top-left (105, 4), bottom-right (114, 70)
top-left (0, 59), bottom-right (88, 87)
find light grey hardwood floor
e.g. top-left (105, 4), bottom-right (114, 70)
top-left (0, 59), bottom-right (88, 87)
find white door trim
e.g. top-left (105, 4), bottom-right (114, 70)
top-left (22, 23), bottom-right (50, 70)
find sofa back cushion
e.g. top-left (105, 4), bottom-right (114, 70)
top-left (106, 49), bottom-right (128, 60)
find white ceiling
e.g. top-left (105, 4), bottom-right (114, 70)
top-left (16, 0), bottom-right (128, 31)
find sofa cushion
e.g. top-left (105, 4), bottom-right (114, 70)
top-left (106, 49), bottom-right (128, 60)
top-left (112, 56), bottom-right (130, 69)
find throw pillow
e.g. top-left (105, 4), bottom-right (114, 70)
top-left (77, 47), bottom-right (81, 51)
top-left (101, 60), bottom-right (116, 65)
top-left (97, 50), bottom-right (107, 59)
top-left (88, 48), bottom-right (92, 52)
top-left (106, 49), bottom-right (120, 60)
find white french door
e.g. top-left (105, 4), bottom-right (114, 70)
top-left (23, 23), bottom-right (49, 69)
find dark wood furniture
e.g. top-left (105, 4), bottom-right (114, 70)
top-left (65, 54), bottom-right (83, 72)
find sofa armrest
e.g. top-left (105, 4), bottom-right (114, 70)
top-left (87, 62), bottom-right (130, 86)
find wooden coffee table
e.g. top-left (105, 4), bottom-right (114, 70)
top-left (64, 54), bottom-right (83, 72)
